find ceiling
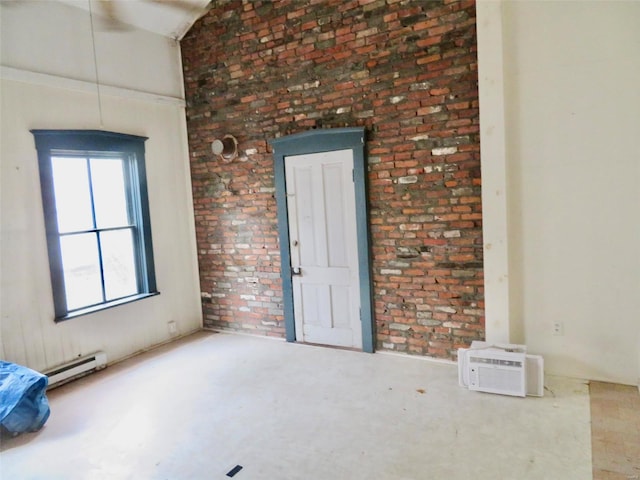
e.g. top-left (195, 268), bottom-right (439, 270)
top-left (56, 0), bottom-right (212, 39)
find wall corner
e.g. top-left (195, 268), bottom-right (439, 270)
top-left (476, 0), bottom-right (512, 345)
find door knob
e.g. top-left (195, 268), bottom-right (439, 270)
top-left (291, 267), bottom-right (302, 276)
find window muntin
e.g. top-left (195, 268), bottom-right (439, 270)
top-left (52, 154), bottom-right (139, 310)
top-left (32, 130), bottom-right (158, 320)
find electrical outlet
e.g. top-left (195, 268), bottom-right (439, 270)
top-left (552, 322), bottom-right (564, 336)
top-left (168, 321), bottom-right (177, 335)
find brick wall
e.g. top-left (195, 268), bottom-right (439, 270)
top-left (182, 0), bottom-right (484, 358)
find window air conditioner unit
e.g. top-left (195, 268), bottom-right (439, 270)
top-left (458, 341), bottom-right (544, 397)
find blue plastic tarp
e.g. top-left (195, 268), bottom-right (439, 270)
top-left (0, 361), bottom-right (50, 435)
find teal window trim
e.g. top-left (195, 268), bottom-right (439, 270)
top-left (32, 130), bottom-right (158, 321)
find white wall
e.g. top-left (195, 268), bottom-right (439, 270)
top-left (476, 0), bottom-right (512, 346)
top-left (478, 0), bottom-right (640, 385)
top-left (0, 0), bottom-right (183, 98)
top-left (0, 1), bottom-right (202, 371)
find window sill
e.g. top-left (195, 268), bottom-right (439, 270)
top-left (55, 292), bottom-right (160, 322)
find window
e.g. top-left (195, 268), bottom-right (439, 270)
top-left (32, 130), bottom-right (158, 320)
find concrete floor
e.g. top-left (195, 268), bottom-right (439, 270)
top-left (1, 331), bottom-right (593, 480)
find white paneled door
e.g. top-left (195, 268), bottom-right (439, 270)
top-left (285, 149), bottom-right (362, 348)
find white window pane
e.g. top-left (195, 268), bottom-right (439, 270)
top-left (101, 229), bottom-right (138, 300)
top-left (52, 157), bottom-right (93, 233)
top-left (60, 234), bottom-right (103, 310)
top-left (90, 157), bottom-right (129, 228)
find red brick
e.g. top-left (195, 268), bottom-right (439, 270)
top-left (182, 0), bottom-right (483, 360)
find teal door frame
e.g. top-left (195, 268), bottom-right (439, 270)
top-left (270, 127), bottom-right (375, 353)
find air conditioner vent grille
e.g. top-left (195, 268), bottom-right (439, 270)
top-left (469, 356), bottom-right (523, 368)
top-left (475, 366), bottom-right (525, 394)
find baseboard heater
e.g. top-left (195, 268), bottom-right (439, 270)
top-left (46, 352), bottom-right (107, 388)
top-left (458, 341), bottom-right (544, 397)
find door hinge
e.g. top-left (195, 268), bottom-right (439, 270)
top-left (352, 169), bottom-right (355, 182)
